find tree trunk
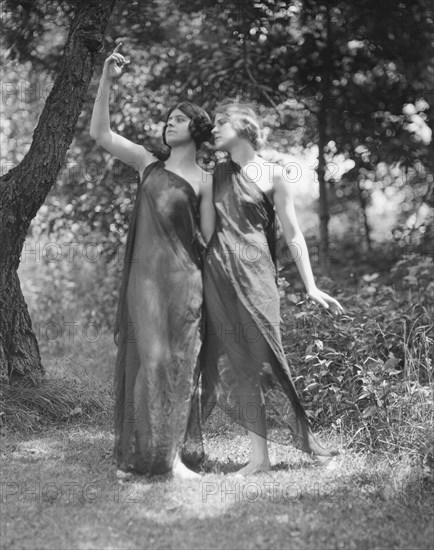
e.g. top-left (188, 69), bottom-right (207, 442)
top-left (317, 2), bottom-right (333, 264)
top-left (0, 0), bottom-right (117, 383)
top-left (357, 179), bottom-right (372, 253)
top-left (317, 108), bottom-right (329, 263)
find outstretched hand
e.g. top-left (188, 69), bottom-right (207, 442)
top-left (306, 287), bottom-right (344, 314)
top-left (103, 43), bottom-right (129, 78)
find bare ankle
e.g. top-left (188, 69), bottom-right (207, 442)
top-left (234, 460), bottom-right (272, 477)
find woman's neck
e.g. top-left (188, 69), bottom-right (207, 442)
top-left (166, 143), bottom-right (197, 169)
top-left (229, 141), bottom-right (256, 168)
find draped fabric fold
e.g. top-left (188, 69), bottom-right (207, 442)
top-left (114, 161), bottom-right (205, 475)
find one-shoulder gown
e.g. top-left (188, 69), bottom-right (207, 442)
top-left (201, 160), bottom-right (334, 456)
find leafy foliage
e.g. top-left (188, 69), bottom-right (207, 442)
top-left (280, 254), bottom-right (433, 462)
top-left (2, 0), bottom-right (432, 251)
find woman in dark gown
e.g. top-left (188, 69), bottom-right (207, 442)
top-left (201, 102), bottom-right (344, 475)
top-left (90, 45), bottom-right (213, 477)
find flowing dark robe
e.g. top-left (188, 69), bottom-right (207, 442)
top-left (201, 160), bottom-right (334, 456)
top-left (114, 160), bottom-right (205, 475)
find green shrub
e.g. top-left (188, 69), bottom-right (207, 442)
top-left (281, 255), bottom-right (433, 466)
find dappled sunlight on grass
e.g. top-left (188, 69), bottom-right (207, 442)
top-left (7, 437), bottom-right (66, 461)
top-left (1, 422), bottom-right (433, 550)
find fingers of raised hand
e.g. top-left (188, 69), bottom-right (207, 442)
top-left (112, 43), bottom-right (122, 54)
top-left (110, 53), bottom-right (127, 65)
top-left (106, 43), bottom-right (127, 66)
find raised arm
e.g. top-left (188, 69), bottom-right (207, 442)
top-left (272, 166), bottom-right (344, 313)
top-left (90, 44), bottom-right (156, 174)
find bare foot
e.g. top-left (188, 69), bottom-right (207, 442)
top-left (116, 469), bottom-right (134, 481)
top-left (173, 459), bottom-right (201, 479)
top-left (311, 455), bottom-right (338, 470)
top-left (233, 461), bottom-right (272, 477)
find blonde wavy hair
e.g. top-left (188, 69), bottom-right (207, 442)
top-left (215, 100), bottom-right (265, 150)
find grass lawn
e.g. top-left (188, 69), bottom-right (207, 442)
top-left (1, 414), bottom-right (433, 550)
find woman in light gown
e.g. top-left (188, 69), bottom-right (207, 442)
top-left (201, 101), bottom-right (344, 475)
top-left (90, 45), bottom-right (213, 477)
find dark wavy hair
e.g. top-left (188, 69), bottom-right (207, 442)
top-left (162, 102), bottom-right (213, 150)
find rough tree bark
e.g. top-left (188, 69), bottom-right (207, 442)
top-left (0, 0), bottom-right (117, 383)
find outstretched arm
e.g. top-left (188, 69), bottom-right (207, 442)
top-left (273, 167), bottom-right (344, 313)
top-left (90, 43), bottom-right (156, 174)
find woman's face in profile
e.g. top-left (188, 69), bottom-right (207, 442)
top-left (164, 109), bottom-right (192, 147)
top-left (212, 114), bottom-right (238, 151)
